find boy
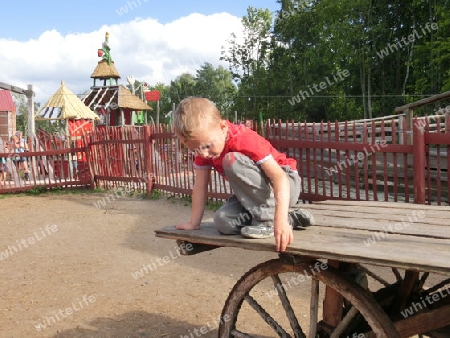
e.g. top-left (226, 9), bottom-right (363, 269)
top-left (173, 97), bottom-right (314, 252)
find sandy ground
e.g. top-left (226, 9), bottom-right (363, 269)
top-left (0, 192), bottom-right (281, 338)
top-left (1, 192), bottom-right (446, 338)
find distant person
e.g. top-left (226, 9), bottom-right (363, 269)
top-left (13, 131), bottom-right (30, 181)
top-left (0, 141), bottom-right (8, 185)
top-left (172, 97), bottom-right (315, 252)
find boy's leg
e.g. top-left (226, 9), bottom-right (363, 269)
top-left (222, 152), bottom-right (315, 238)
top-left (222, 153), bottom-right (302, 234)
top-left (214, 195), bottom-right (251, 235)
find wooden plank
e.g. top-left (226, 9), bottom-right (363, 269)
top-left (305, 205), bottom-right (449, 223)
top-left (295, 202), bottom-right (450, 238)
top-left (307, 215), bottom-right (450, 240)
top-left (155, 223), bottom-right (450, 275)
top-left (303, 199), bottom-right (449, 211)
top-left (394, 304), bottom-right (450, 337)
top-left (306, 206), bottom-right (449, 221)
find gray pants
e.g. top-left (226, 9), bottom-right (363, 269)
top-left (214, 152), bottom-right (301, 234)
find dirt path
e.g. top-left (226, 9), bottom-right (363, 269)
top-left (1, 192), bottom-right (443, 337)
top-left (0, 192), bottom-right (278, 338)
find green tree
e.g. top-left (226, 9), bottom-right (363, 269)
top-left (194, 62), bottom-right (237, 117)
top-left (221, 6), bottom-right (273, 119)
top-left (13, 93), bottom-right (42, 135)
top-left (409, 1), bottom-right (450, 98)
top-left (266, 0), bottom-right (449, 120)
top-left (169, 73), bottom-right (197, 102)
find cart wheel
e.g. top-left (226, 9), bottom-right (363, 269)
top-left (219, 258), bottom-right (399, 338)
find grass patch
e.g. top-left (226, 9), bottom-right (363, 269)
top-left (149, 189), bottom-right (162, 200)
top-left (25, 186), bottom-right (94, 196)
top-left (206, 200), bottom-right (224, 211)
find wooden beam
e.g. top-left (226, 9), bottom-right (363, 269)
top-left (322, 260), bottom-right (343, 328)
top-left (413, 120), bottom-right (425, 204)
top-left (0, 81), bottom-right (27, 95)
top-left (395, 90), bottom-right (450, 113)
top-left (394, 304), bottom-right (450, 337)
top-left (391, 270), bottom-right (420, 313)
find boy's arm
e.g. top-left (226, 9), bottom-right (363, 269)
top-left (260, 158), bottom-right (293, 252)
top-left (175, 168), bottom-right (211, 230)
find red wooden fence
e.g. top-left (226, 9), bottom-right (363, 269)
top-left (1, 116), bottom-right (448, 206)
top-left (266, 115), bottom-right (448, 205)
top-left (0, 131), bottom-right (91, 193)
top-left (149, 124), bottom-right (232, 200)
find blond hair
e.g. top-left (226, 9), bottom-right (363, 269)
top-left (173, 97), bottom-right (222, 139)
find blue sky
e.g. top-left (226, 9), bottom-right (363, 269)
top-left (0, 0), bottom-right (279, 41)
top-left (0, 0), bottom-right (280, 104)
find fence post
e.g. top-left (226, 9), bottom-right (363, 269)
top-left (144, 125), bottom-right (154, 197)
top-left (85, 142), bottom-right (95, 190)
top-left (446, 112), bottom-right (450, 133)
top-left (404, 108), bottom-right (414, 145)
top-left (412, 119), bottom-right (425, 204)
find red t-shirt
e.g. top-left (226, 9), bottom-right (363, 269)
top-left (194, 121), bottom-right (297, 177)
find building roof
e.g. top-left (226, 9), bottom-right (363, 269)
top-left (90, 59), bottom-right (121, 79)
top-left (35, 81), bottom-right (99, 120)
top-left (82, 85), bottom-right (153, 111)
top-left (118, 85), bottom-right (153, 110)
top-left (0, 90), bottom-right (16, 112)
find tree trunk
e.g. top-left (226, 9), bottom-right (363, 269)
top-left (360, 47), bottom-right (367, 119)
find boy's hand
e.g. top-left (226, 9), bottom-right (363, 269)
top-left (274, 221), bottom-right (293, 252)
top-left (175, 222), bottom-right (200, 230)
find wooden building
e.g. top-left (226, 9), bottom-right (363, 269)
top-left (0, 90), bottom-right (17, 140)
top-left (81, 32), bottom-right (152, 126)
top-left (35, 80), bottom-right (99, 136)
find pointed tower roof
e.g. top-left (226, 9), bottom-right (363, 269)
top-left (35, 81), bottom-right (99, 120)
top-left (91, 60), bottom-right (121, 79)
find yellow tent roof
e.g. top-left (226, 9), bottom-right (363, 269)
top-left (35, 81), bottom-right (99, 120)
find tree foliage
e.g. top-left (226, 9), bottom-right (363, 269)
top-left (70, 1), bottom-right (449, 124)
top-left (145, 63), bottom-right (237, 121)
top-left (220, 0), bottom-right (450, 121)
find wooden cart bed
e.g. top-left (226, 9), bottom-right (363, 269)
top-left (155, 200), bottom-right (450, 337)
top-left (155, 200), bottom-right (450, 275)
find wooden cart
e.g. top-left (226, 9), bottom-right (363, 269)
top-left (155, 200), bottom-right (450, 337)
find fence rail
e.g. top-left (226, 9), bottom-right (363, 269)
top-left (1, 115), bottom-right (448, 206)
top-left (148, 125), bottom-right (232, 200)
top-left (0, 132), bottom-right (92, 193)
top-left (266, 115), bottom-right (449, 205)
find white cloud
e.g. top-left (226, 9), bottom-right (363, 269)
top-left (0, 12), bottom-right (242, 103)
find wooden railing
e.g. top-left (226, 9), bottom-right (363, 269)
top-left (0, 132), bottom-right (91, 193)
top-left (1, 97), bottom-right (448, 205)
top-left (149, 124), bottom-right (232, 200)
top-left (265, 114), bottom-right (449, 205)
